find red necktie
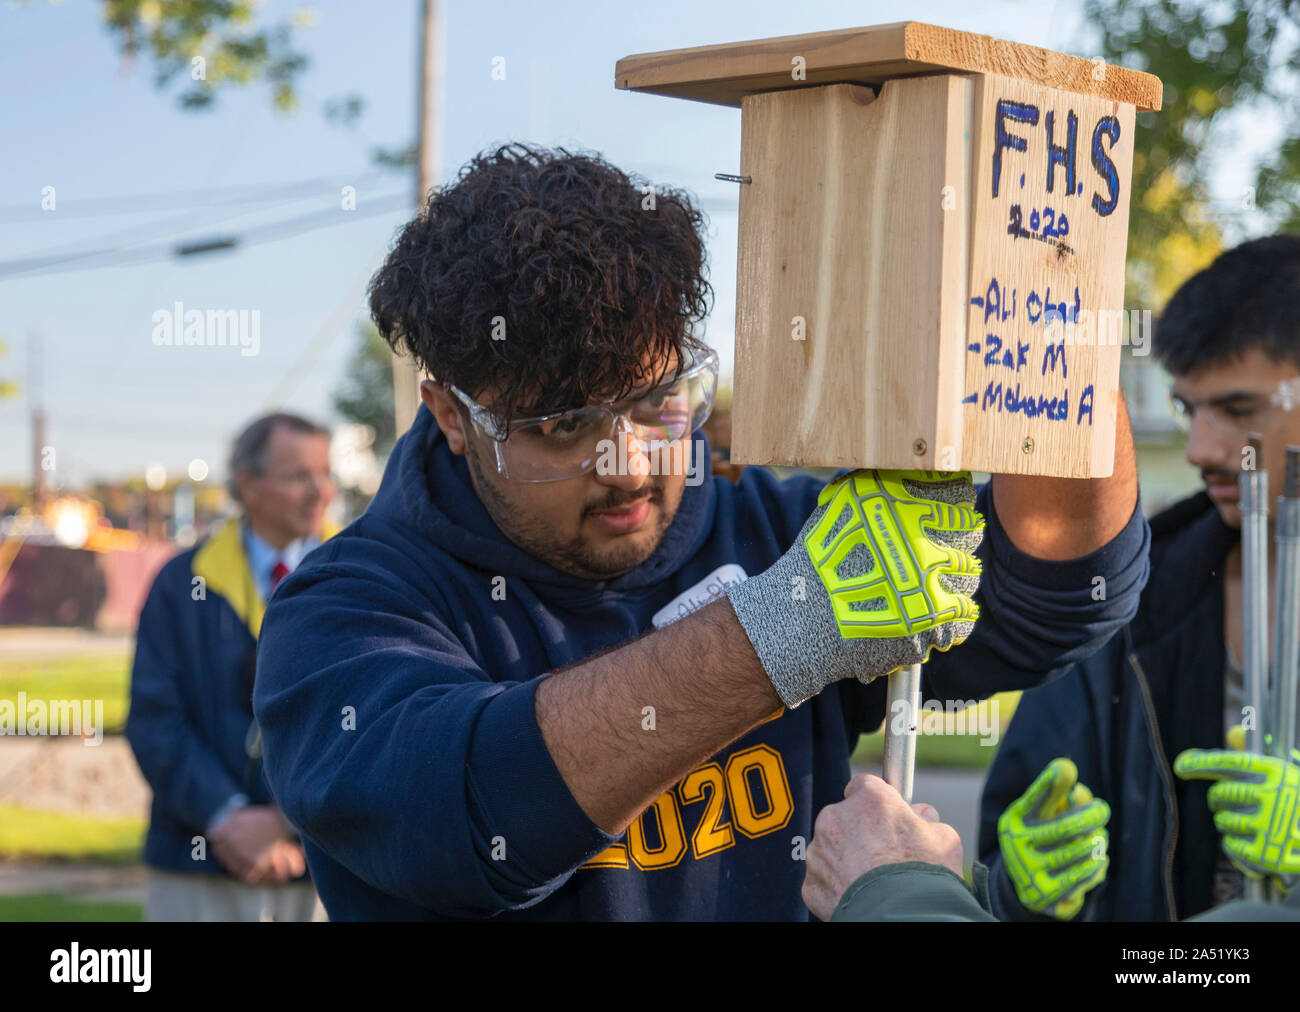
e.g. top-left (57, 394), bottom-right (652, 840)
top-left (270, 560), bottom-right (290, 592)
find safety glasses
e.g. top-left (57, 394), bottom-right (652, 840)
top-left (448, 347), bottom-right (719, 482)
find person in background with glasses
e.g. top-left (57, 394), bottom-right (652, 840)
top-left (978, 235), bottom-right (1300, 923)
top-left (253, 143), bottom-right (1148, 922)
top-left (127, 412), bottom-right (338, 920)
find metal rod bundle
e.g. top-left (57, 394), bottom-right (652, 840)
top-left (1271, 447), bottom-right (1300, 765)
top-left (1239, 435), bottom-right (1269, 902)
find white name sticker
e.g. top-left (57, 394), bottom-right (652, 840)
top-left (651, 563), bottom-right (749, 629)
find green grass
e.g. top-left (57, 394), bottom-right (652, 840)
top-left (850, 691), bottom-right (1021, 770)
top-left (852, 729), bottom-right (1000, 769)
top-left (0, 804), bottom-right (144, 864)
top-left (0, 654), bottom-right (131, 734)
top-left (0, 892), bottom-right (142, 922)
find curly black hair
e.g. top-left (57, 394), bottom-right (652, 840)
top-left (368, 143), bottom-right (713, 428)
top-left (1156, 234), bottom-right (1300, 375)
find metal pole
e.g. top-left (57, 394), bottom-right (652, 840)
top-left (29, 331), bottom-right (47, 512)
top-left (883, 663), bottom-right (921, 803)
top-left (1240, 434), bottom-right (1269, 902)
top-left (1272, 447), bottom-right (1300, 763)
top-left (392, 0), bottom-right (445, 435)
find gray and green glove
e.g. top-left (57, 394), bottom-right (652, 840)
top-left (726, 469), bottom-right (983, 709)
top-left (998, 757), bottom-right (1111, 920)
top-left (1175, 726), bottom-right (1300, 894)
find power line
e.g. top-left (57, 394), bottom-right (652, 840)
top-left (0, 194), bottom-right (409, 280)
top-left (0, 412), bottom-right (232, 438)
top-left (14, 195), bottom-right (313, 264)
top-left (262, 269), bottom-right (376, 409)
top-left (0, 172), bottom-right (398, 224)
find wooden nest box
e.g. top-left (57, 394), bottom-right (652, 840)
top-left (617, 22), bottom-right (1162, 476)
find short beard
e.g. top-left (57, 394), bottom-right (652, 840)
top-left (464, 445), bottom-right (674, 580)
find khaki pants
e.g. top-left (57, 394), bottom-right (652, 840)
top-left (146, 869), bottom-right (327, 922)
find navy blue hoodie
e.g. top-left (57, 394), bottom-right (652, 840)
top-left (979, 492), bottom-right (1232, 921)
top-left (254, 405), bottom-right (1150, 920)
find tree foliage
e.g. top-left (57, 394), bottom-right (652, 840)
top-left (1084, 0), bottom-right (1300, 306)
top-left (99, 0), bottom-right (313, 111)
top-left (333, 321), bottom-right (397, 461)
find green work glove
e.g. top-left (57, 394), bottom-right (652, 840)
top-left (998, 757), bottom-right (1111, 920)
top-left (726, 469), bottom-right (983, 709)
top-left (1175, 726), bottom-right (1300, 894)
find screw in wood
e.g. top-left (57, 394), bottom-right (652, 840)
top-left (912, 438), bottom-right (927, 456)
top-left (1022, 437), bottom-right (1034, 453)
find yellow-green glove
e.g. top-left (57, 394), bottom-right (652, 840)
top-left (1174, 726), bottom-right (1300, 894)
top-left (998, 757), bottom-right (1111, 920)
top-left (802, 470), bottom-right (982, 638)
top-left (727, 470), bottom-right (983, 708)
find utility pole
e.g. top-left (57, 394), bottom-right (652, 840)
top-left (392, 0), bottom-right (444, 435)
top-left (29, 330), bottom-right (47, 513)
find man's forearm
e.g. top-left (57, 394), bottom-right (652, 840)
top-left (534, 597), bottom-right (782, 835)
top-left (991, 390), bottom-right (1138, 560)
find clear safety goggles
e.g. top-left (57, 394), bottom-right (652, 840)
top-left (448, 347), bottom-right (719, 483)
top-left (1169, 379), bottom-right (1299, 437)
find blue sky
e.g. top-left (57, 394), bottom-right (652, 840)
top-left (1, 0), bottom-right (1125, 486)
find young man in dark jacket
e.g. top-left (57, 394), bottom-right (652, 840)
top-left (254, 143), bottom-right (1150, 921)
top-left (980, 235), bottom-right (1300, 922)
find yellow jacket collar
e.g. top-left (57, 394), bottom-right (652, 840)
top-left (192, 515), bottom-right (341, 639)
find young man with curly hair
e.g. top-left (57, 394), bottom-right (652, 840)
top-left (254, 143), bottom-right (1150, 921)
